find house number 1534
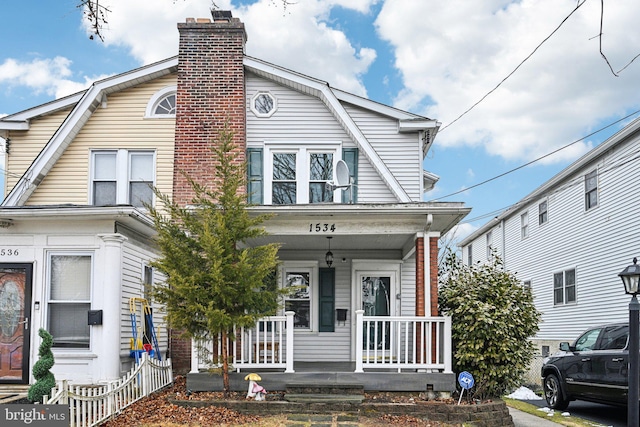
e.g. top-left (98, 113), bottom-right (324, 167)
top-left (309, 223), bottom-right (336, 233)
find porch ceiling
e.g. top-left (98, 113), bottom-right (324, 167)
top-left (246, 202), bottom-right (470, 252)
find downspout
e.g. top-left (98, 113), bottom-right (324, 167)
top-left (501, 219), bottom-right (506, 267)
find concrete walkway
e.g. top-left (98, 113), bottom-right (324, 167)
top-left (509, 407), bottom-right (564, 427)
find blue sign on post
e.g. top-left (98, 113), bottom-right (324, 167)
top-left (458, 371), bottom-right (475, 389)
top-left (457, 371), bottom-right (475, 405)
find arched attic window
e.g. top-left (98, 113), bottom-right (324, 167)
top-left (145, 86), bottom-right (177, 118)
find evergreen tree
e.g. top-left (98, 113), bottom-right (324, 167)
top-left (148, 123), bottom-right (284, 393)
top-left (28, 328), bottom-right (56, 403)
top-left (439, 251), bottom-right (541, 400)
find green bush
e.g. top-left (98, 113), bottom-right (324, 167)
top-left (439, 251), bottom-right (541, 400)
top-left (28, 328), bottom-right (56, 403)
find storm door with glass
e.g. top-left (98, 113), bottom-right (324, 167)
top-left (360, 275), bottom-right (394, 351)
top-left (0, 264), bottom-right (32, 384)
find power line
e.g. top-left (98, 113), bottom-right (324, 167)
top-left (427, 108), bottom-right (640, 202)
top-left (439, 0), bottom-right (587, 133)
top-left (457, 140), bottom-right (640, 226)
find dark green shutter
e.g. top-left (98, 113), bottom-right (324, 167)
top-left (341, 148), bottom-right (358, 203)
top-left (318, 268), bottom-right (335, 332)
top-left (247, 148), bottom-right (263, 204)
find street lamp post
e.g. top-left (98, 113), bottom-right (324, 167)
top-left (619, 257), bottom-right (640, 427)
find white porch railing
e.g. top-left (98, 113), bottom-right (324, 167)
top-left (355, 310), bottom-right (452, 373)
top-left (190, 311), bottom-right (295, 373)
top-left (190, 310), bottom-right (451, 375)
top-left (44, 352), bottom-right (173, 427)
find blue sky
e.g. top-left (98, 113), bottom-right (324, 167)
top-left (2, 0), bottom-right (640, 246)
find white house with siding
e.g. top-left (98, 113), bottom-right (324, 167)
top-left (459, 116), bottom-right (640, 355)
top-left (0, 11), bottom-right (470, 392)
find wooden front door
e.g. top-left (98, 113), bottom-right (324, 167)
top-left (0, 264), bottom-right (32, 384)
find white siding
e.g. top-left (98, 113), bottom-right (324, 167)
top-left (279, 248), bottom-right (412, 361)
top-left (343, 103), bottom-right (422, 201)
top-left (465, 132), bottom-right (640, 342)
top-left (246, 73), bottom-right (396, 203)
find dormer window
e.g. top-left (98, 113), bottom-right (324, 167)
top-left (251, 92), bottom-right (277, 117)
top-left (145, 86), bottom-right (177, 118)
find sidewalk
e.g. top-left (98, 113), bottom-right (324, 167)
top-left (509, 407), bottom-right (564, 427)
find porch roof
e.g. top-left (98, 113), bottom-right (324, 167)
top-left (248, 202), bottom-right (470, 253)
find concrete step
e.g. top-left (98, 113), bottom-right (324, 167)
top-left (284, 393), bottom-right (365, 404)
top-left (285, 382), bottom-right (364, 395)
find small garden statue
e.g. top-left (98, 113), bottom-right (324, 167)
top-left (28, 328), bottom-right (56, 403)
top-left (244, 373), bottom-right (266, 401)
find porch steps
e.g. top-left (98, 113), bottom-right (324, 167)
top-left (284, 382), bottom-right (364, 404)
top-left (0, 385), bottom-right (29, 404)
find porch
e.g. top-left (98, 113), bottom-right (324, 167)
top-left (186, 312), bottom-right (454, 393)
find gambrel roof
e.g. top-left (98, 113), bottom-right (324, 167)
top-left (1, 55), bottom-right (439, 207)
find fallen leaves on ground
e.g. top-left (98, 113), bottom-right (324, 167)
top-left (100, 376), bottom-right (459, 426)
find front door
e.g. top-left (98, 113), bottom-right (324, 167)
top-left (359, 273), bottom-right (395, 350)
top-left (0, 264), bottom-right (32, 384)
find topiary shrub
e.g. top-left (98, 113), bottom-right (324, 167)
top-left (28, 328), bottom-right (56, 403)
top-left (439, 251), bottom-right (541, 400)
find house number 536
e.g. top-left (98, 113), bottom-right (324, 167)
top-left (0, 248), bottom-right (19, 256)
top-left (309, 223), bottom-right (336, 233)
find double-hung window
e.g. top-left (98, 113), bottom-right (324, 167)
top-left (265, 145), bottom-right (338, 205)
top-left (486, 231), bottom-right (492, 260)
top-left (538, 200), bottom-right (548, 225)
top-left (467, 244), bottom-right (473, 266)
top-left (585, 169), bottom-right (598, 210)
top-left (553, 268), bottom-right (576, 305)
top-left (91, 150), bottom-right (155, 207)
top-left (521, 212), bottom-right (529, 239)
top-left (283, 269), bottom-right (312, 330)
top-left (48, 254), bottom-right (92, 349)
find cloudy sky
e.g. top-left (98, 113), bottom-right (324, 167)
top-left (2, 0), bottom-right (640, 245)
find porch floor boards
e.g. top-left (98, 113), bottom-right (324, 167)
top-left (187, 362), bottom-right (454, 393)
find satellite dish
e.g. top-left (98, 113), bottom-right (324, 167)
top-left (335, 160), bottom-right (350, 187)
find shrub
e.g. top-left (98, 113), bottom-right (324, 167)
top-left (439, 251), bottom-right (541, 399)
top-left (28, 328), bottom-right (56, 403)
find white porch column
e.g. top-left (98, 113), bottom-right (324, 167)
top-left (98, 233), bottom-right (127, 381)
top-left (354, 310), bottom-right (364, 373)
top-left (285, 311), bottom-right (295, 373)
top-left (443, 316), bottom-right (453, 373)
top-left (190, 339), bottom-right (199, 373)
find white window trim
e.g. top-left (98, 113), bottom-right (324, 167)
top-left (486, 231), bottom-right (492, 260)
top-left (264, 142), bottom-right (342, 205)
top-left (538, 199), bottom-right (548, 225)
top-left (521, 212), bottom-right (529, 239)
top-left (145, 86), bottom-right (177, 118)
top-left (250, 91), bottom-right (277, 118)
top-left (281, 261), bottom-right (318, 332)
top-left (46, 251), bottom-right (94, 352)
top-left (553, 267), bottom-right (577, 306)
top-left (89, 149), bottom-right (156, 206)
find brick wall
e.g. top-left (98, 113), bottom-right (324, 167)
top-left (173, 14), bottom-right (247, 206)
top-left (430, 236), bottom-right (439, 316)
top-left (170, 12), bottom-right (247, 372)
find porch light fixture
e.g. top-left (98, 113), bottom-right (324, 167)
top-left (618, 257), bottom-right (640, 427)
top-left (325, 237), bottom-right (333, 268)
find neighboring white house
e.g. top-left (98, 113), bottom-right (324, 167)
top-left (459, 116), bottom-right (640, 355)
top-left (0, 11), bottom-right (470, 391)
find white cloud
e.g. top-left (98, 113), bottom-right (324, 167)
top-left (88, 0), bottom-right (377, 96)
top-left (375, 0), bottom-right (640, 163)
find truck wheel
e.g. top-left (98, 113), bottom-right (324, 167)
top-left (544, 374), bottom-right (569, 410)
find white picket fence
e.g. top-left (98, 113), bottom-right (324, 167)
top-left (43, 353), bottom-right (173, 427)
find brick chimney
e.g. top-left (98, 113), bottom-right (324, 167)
top-left (170, 11), bottom-right (247, 374)
top-left (173, 10), bottom-right (247, 206)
